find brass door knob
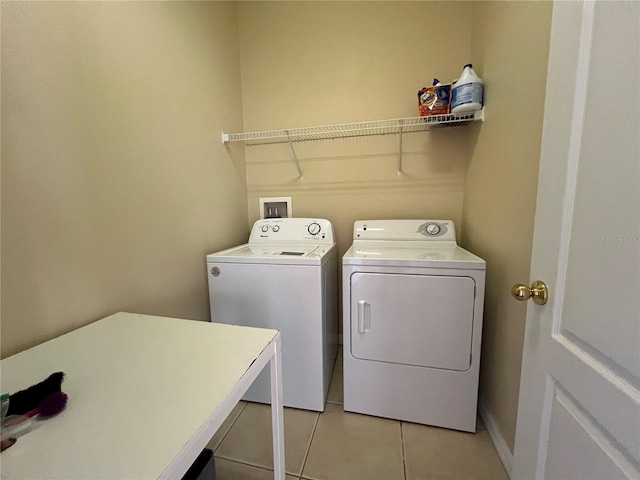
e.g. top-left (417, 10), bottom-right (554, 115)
top-left (511, 280), bottom-right (549, 305)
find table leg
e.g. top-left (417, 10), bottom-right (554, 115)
top-left (270, 334), bottom-right (285, 480)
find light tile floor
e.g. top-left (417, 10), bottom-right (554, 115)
top-left (208, 348), bottom-right (508, 480)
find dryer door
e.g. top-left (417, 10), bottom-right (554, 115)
top-left (350, 273), bottom-right (475, 371)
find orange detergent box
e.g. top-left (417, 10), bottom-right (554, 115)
top-left (418, 80), bottom-right (451, 116)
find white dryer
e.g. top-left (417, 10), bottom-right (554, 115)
top-left (207, 218), bottom-right (338, 412)
top-left (342, 220), bottom-right (486, 432)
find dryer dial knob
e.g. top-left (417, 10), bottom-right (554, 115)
top-left (261, 225), bottom-right (269, 233)
top-left (425, 223), bottom-right (441, 235)
top-left (272, 225), bottom-right (280, 232)
top-left (308, 222), bottom-right (321, 236)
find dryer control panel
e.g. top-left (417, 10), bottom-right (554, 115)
top-left (353, 220), bottom-right (456, 242)
top-left (249, 218), bottom-right (335, 244)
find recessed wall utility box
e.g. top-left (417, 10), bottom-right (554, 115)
top-left (260, 197), bottom-right (292, 219)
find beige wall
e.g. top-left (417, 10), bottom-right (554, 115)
top-left (1, 2), bottom-right (247, 358)
top-left (462, 2), bottom-right (552, 452)
top-left (237, 1), bottom-right (474, 255)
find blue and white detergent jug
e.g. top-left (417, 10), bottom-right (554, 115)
top-left (451, 64), bottom-right (484, 113)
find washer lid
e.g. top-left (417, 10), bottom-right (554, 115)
top-left (207, 243), bottom-right (334, 265)
top-left (342, 244), bottom-right (485, 270)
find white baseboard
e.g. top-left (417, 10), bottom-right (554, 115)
top-left (478, 395), bottom-right (513, 478)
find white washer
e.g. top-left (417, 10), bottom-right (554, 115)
top-left (207, 218), bottom-right (338, 412)
top-left (342, 220), bottom-right (486, 432)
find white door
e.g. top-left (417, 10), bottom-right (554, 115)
top-left (512, 2), bottom-right (640, 479)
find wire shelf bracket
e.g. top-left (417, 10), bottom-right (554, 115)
top-left (221, 108), bottom-right (484, 177)
top-left (285, 130), bottom-right (303, 180)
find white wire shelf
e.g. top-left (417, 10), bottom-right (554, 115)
top-left (221, 108), bottom-right (484, 179)
top-left (221, 108), bottom-right (484, 145)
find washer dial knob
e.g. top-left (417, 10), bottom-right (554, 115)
top-left (425, 223), bottom-right (441, 235)
top-left (272, 225), bottom-right (280, 232)
top-left (261, 225), bottom-right (269, 233)
top-left (308, 222), bottom-right (321, 236)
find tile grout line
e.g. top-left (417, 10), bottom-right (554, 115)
top-left (400, 421), bottom-right (408, 480)
top-left (298, 352), bottom-right (339, 479)
top-left (325, 355), bottom-right (343, 406)
top-left (298, 409), bottom-right (321, 479)
top-left (214, 453), bottom-right (274, 473)
top-left (212, 401), bottom-right (248, 452)
top-left (214, 404), bottom-right (300, 477)
top-left (216, 457), bottom-right (280, 477)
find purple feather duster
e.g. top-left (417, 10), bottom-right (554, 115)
top-left (38, 392), bottom-right (68, 418)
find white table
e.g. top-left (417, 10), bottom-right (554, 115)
top-left (0, 312), bottom-right (285, 479)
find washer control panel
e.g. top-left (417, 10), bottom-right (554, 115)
top-left (249, 218), bottom-right (335, 244)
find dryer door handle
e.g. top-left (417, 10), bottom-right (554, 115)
top-left (357, 300), bottom-right (372, 334)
